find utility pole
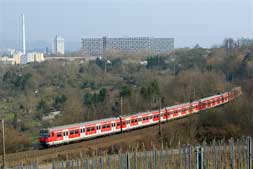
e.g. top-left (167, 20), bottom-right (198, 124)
top-left (1, 119), bottom-right (5, 169)
top-left (158, 97), bottom-right (162, 138)
top-left (120, 96), bottom-right (123, 116)
top-left (104, 60), bottom-right (107, 73)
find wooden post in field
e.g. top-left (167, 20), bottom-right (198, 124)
top-left (247, 136), bottom-right (252, 169)
top-left (1, 119), bottom-right (5, 169)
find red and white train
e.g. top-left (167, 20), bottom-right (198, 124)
top-left (40, 87), bottom-right (242, 147)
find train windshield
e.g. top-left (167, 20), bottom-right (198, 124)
top-left (40, 129), bottom-right (49, 137)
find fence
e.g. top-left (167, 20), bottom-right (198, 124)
top-left (12, 136), bottom-right (253, 169)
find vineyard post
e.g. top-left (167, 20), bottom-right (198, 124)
top-left (188, 145), bottom-right (191, 169)
top-left (183, 145), bottom-right (187, 169)
top-left (229, 138), bottom-right (235, 169)
top-left (195, 146), bottom-right (203, 169)
top-left (126, 153), bottom-right (130, 169)
top-left (247, 136), bottom-right (252, 169)
top-left (1, 119), bottom-right (5, 169)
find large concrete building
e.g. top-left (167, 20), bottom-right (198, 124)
top-left (52, 36), bottom-right (65, 55)
top-left (81, 37), bottom-right (174, 57)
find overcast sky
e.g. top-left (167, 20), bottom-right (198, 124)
top-left (0, 0), bottom-right (252, 48)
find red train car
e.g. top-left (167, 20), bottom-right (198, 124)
top-left (40, 87), bottom-right (242, 147)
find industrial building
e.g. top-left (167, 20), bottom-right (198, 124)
top-left (81, 37), bottom-right (174, 57)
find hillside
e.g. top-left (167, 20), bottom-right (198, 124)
top-left (0, 45), bottom-right (253, 153)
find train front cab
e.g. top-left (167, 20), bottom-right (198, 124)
top-left (39, 129), bottom-right (51, 147)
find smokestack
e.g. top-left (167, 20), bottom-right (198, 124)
top-left (22, 14), bottom-right (26, 55)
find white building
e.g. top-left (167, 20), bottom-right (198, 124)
top-left (52, 36), bottom-right (64, 55)
top-left (21, 52), bottom-right (45, 64)
top-left (0, 51), bottom-right (22, 64)
top-left (0, 56), bottom-right (15, 64)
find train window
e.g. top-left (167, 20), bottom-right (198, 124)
top-left (122, 122), bottom-right (126, 125)
top-left (149, 116), bottom-right (152, 119)
top-left (81, 128), bottom-right (83, 133)
top-left (138, 118), bottom-right (142, 122)
top-left (52, 133), bottom-right (54, 137)
top-left (63, 132), bottom-right (65, 136)
top-left (102, 125), bottom-right (106, 129)
top-left (91, 128), bottom-right (95, 131)
top-left (40, 130), bottom-right (50, 137)
top-left (75, 130), bottom-right (79, 134)
top-left (57, 133), bottom-right (62, 137)
top-left (117, 123), bottom-right (120, 126)
top-left (127, 120), bottom-right (130, 124)
top-left (87, 128), bottom-right (90, 132)
top-left (96, 126), bottom-right (99, 130)
top-left (66, 131), bottom-right (68, 135)
top-left (70, 130), bottom-right (74, 135)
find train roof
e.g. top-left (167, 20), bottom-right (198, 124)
top-left (165, 102), bottom-right (191, 110)
top-left (200, 93), bottom-right (222, 102)
top-left (47, 117), bottom-right (118, 131)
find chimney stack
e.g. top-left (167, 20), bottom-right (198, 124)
top-left (22, 14), bottom-right (26, 55)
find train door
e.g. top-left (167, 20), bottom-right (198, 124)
top-left (96, 125), bottom-right (101, 135)
top-left (81, 127), bottom-right (85, 138)
top-left (112, 122), bottom-right (116, 132)
top-left (63, 129), bottom-right (69, 142)
top-left (126, 119), bottom-right (131, 129)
